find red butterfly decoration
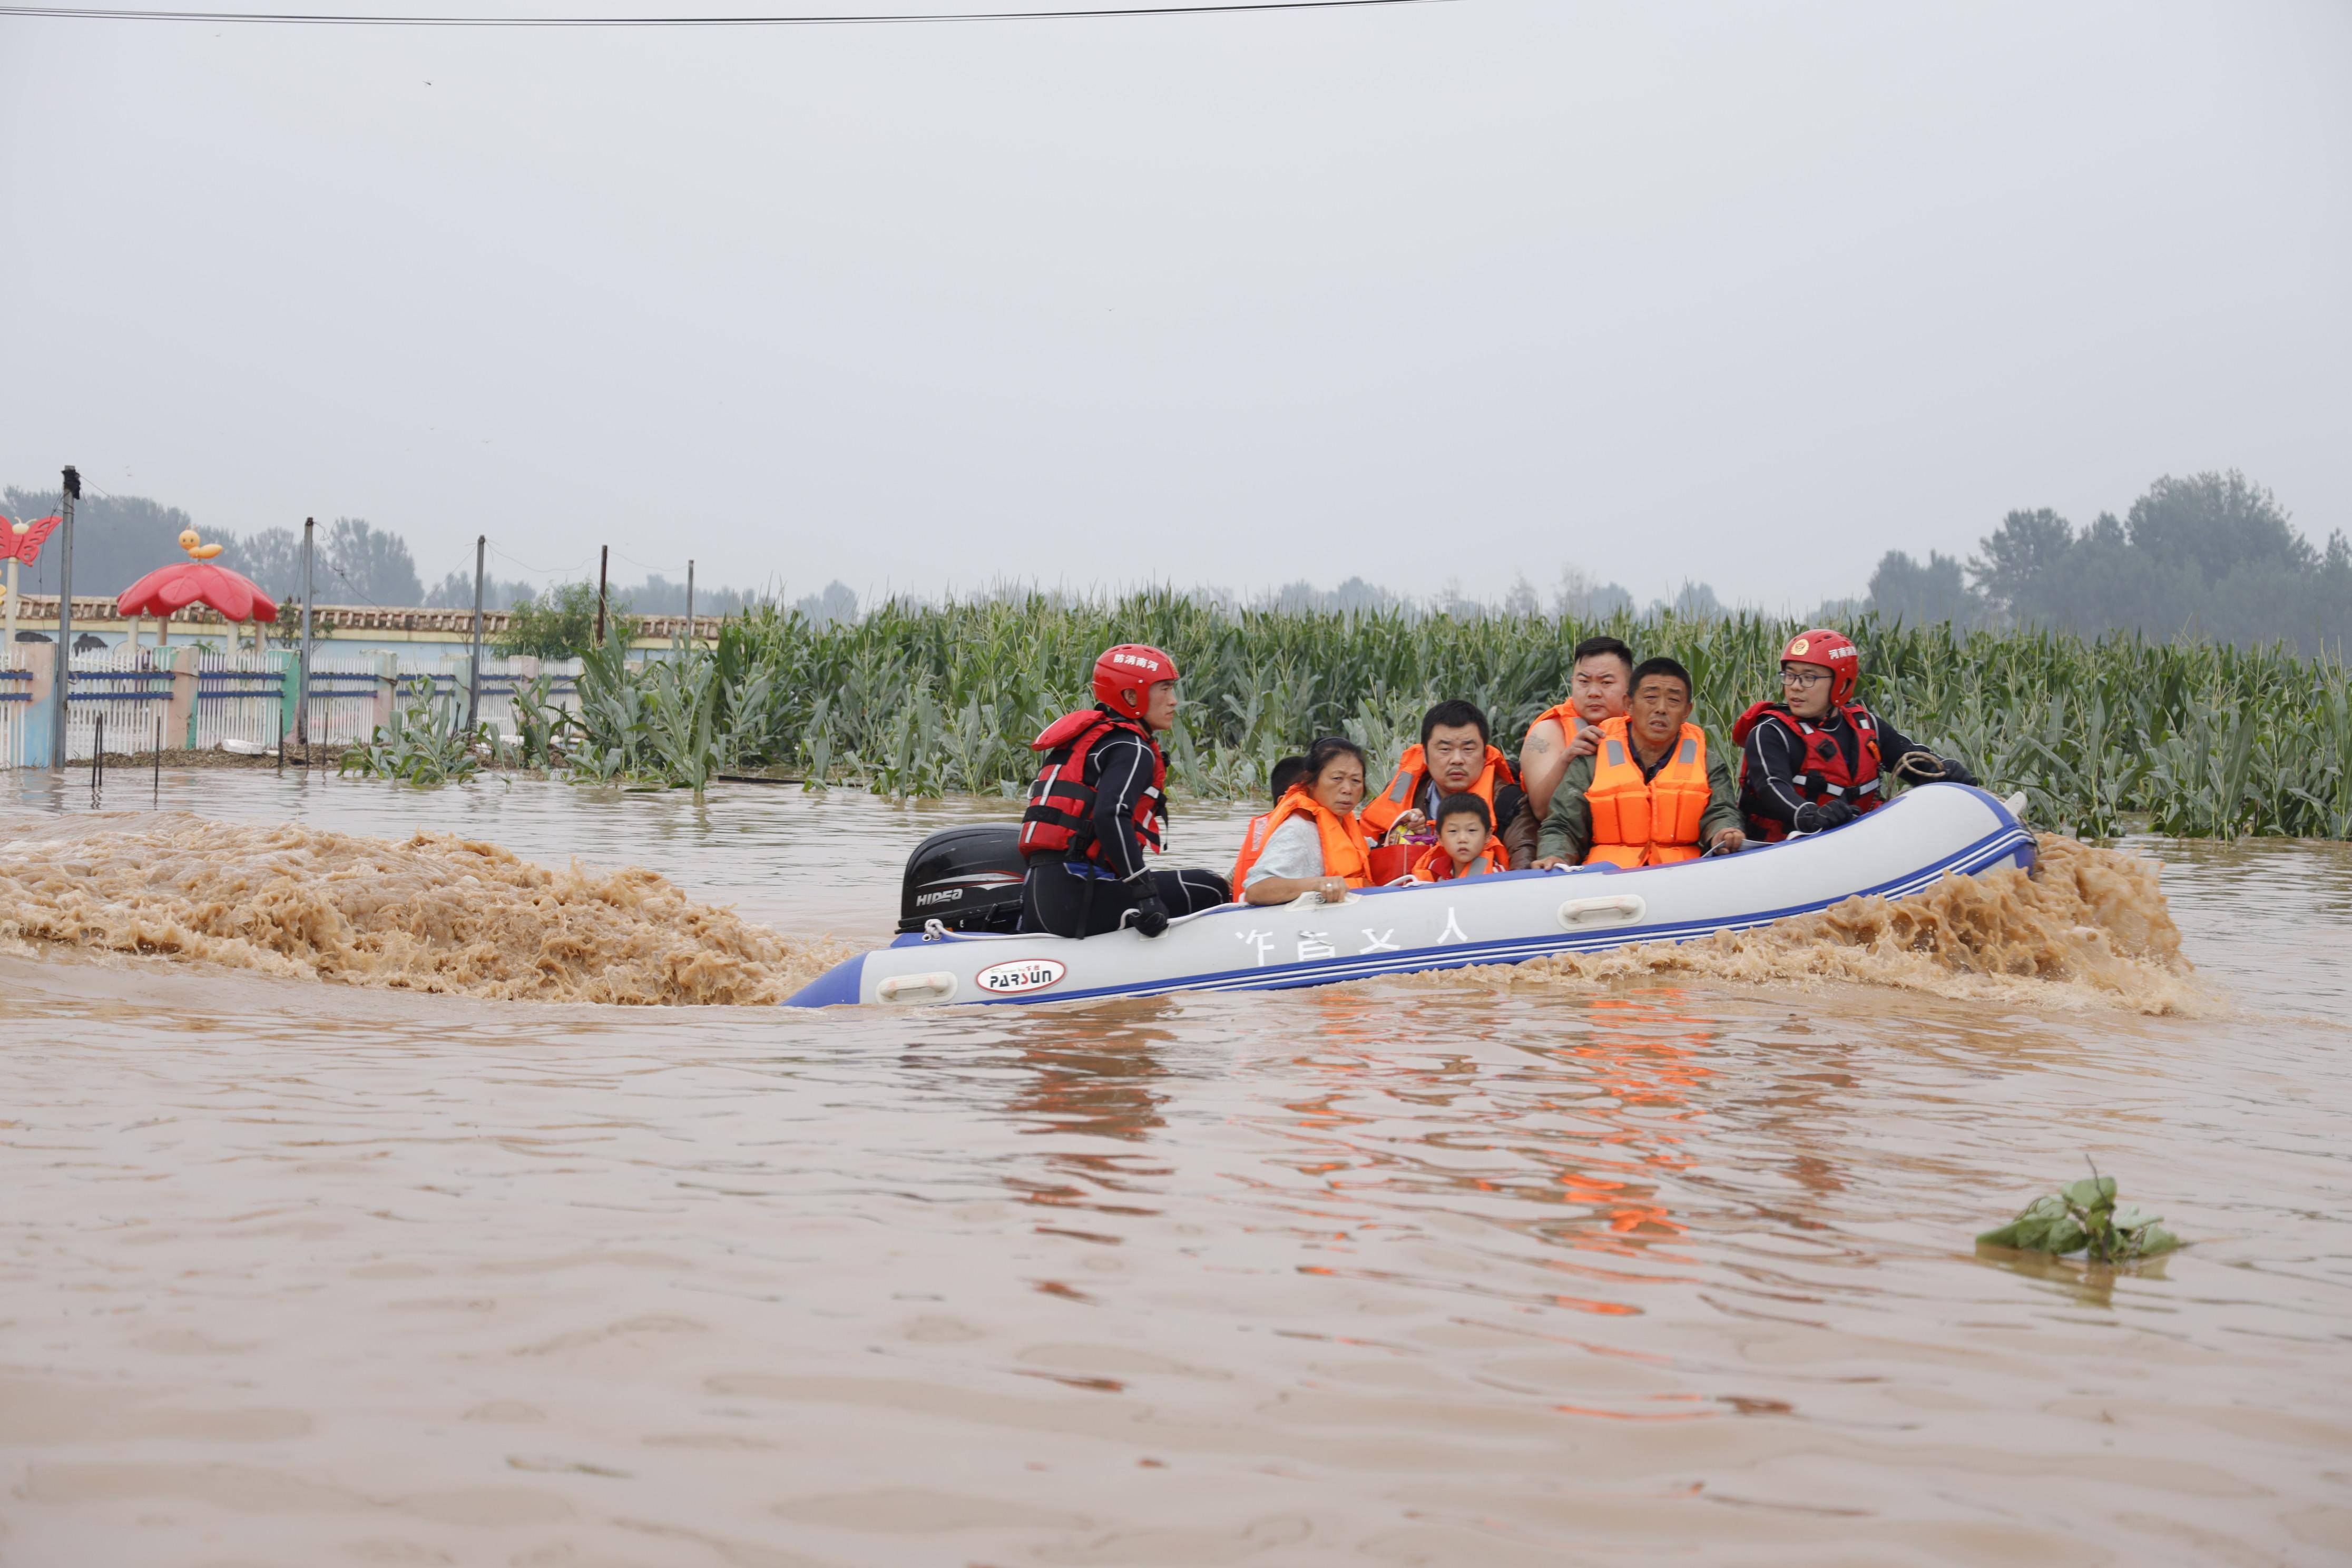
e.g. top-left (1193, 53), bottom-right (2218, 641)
top-left (2, 514), bottom-right (62, 566)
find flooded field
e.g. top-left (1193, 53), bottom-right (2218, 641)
top-left (3, 769), bottom-right (2349, 1566)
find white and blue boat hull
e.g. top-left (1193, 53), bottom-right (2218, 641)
top-left (785, 783), bottom-right (2034, 1008)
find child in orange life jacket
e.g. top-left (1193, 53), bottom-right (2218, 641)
top-left (1407, 793), bottom-right (1511, 882)
top-left (1228, 754), bottom-right (1308, 893)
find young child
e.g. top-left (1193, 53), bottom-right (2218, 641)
top-left (1409, 793), bottom-right (1511, 881)
top-left (1229, 754), bottom-right (1309, 892)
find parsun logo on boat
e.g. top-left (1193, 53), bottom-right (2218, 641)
top-left (974, 959), bottom-right (1067, 995)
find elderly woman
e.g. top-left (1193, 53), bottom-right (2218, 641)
top-left (1234, 736), bottom-right (1374, 905)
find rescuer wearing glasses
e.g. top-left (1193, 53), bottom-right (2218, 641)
top-left (1731, 629), bottom-right (1979, 841)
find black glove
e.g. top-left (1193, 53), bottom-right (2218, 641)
top-left (1128, 894), bottom-right (1170, 938)
top-left (1794, 799), bottom-right (1857, 835)
top-left (1938, 756), bottom-right (1978, 788)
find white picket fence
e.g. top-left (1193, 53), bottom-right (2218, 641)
top-left (65, 647), bottom-right (174, 761)
top-left (193, 651), bottom-right (287, 752)
top-left (295, 655), bottom-right (581, 748)
top-left (0, 650), bottom-right (589, 766)
top-left (0, 663), bottom-right (30, 769)
top-left (301, 657), bottom-right (384, 747)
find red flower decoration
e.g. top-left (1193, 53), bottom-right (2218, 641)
top-left (116, 562), bottom-right (280, 623)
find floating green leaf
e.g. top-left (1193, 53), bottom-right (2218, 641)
top-left (1978, 1165), bottom-right (2182, 1262)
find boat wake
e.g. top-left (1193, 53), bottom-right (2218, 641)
top-left (0, 812), bottom-right (849, 1005)
top-left (1404, 835), bottom-right (2201, 1015)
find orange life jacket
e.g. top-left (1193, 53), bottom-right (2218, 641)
top-left (1409, 836), bottom-right (1510, 881)
top-left (1583, 715), bottom-right (1713, 868)
top-left (1362, 742), bottom-right (1517, 838)
top-left (1229, 810), bottom-right (1276, 891)
top-left (1230, 786), bottom-right (1372, 889)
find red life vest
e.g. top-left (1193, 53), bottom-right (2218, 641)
top-left (1018, 708), bottom-right (1167, 864)
top-left (1731, 699), bottom-right (1884, 841)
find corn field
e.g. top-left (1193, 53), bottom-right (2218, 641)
top-left (541, 593), bottom-right (2352, 839)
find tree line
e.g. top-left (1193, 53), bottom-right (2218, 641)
top-left (11, 467), bottom-right (2340, 654)
top-left (1863, 471), bottom-right (2347, 654)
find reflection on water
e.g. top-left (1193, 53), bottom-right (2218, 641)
top-left (3, 770), bottom-right (2351, 1565)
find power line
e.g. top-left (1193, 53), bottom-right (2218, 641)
top-left (0, 0), bottom-right (1444, 25)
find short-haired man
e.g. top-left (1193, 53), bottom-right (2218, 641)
top-left (1534, 656), bottom-right (1745, 868)
top-left (1363, 698), bottom-right (1535, 868)
top-left (1517, 635), bottom-right (1635, 822)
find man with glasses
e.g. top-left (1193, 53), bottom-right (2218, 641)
top-left (1731, 628), bottom-right (1977, 841)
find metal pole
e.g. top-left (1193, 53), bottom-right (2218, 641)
top-left (153, 712), bottom-right (161, 807)
top-left (594, 544), bottom-right (609, 648)
top-left (466, 532), bottom-right (486, 728)
top-left (298, 517), bottom-right (315, 751)
top-left (5, 557), bottom-right (16, 650)
top-left (47, 465), bottom-right (79, 769)
top-left (684, 558), bottom-right (694, 656)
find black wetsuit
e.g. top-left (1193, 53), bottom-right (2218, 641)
top-left (1740, 705), bottom-right (1956, 835)
top-left (1021, 727), bottom-right (1231, 937)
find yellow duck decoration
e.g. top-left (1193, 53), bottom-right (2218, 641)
top-left (178, 527), bottom-right (224, 561)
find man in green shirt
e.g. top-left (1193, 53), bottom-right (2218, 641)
top-left (1534, 656), bottom-right (1746, 867)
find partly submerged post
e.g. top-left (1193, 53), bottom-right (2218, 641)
top-left (684, 559), bottom-right (695, 655)
top-left (298, 517), bottom-right (315, 749)
top-left (466, 532), bottom-right (486, 729)
top-left (47, 465), bottom-right (79, 769)
top-left (595, 544), bottom-right (609, 649)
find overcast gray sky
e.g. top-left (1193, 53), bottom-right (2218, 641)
top-left (4, 0), bottom-right (2347, 610)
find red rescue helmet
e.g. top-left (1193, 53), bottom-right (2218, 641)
top-left (1093, 643), bottom-right (1179, 720)
top-left (1780, 628), bottom-right (1860, 705)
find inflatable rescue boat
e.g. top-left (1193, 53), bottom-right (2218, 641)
top-left (783, 782), bottom-right (2034, 1009)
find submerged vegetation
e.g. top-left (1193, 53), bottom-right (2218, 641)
top-left (1978, 1171), bottom-right (2181, 1263)
top-left (468, 595), bottom-right (2352, 840)
top-left (340, 678), bottom-right (491, 787)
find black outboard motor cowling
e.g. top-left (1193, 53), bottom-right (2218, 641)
top-left (897, 824), bottom-right (1027, 934)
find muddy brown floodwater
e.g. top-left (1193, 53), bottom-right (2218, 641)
top-left (2, 769), bottom-right (2348, 1567)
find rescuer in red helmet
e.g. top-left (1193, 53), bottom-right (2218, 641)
top-left (1018, 643), bottom-right (1232, 938)
top-left (1730, 628), bottom-right (1979, 840)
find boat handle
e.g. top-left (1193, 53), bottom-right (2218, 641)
top-left (1557, 895), bottom-right (1646, 930)
top-left (877, 971), bottom-right (958, 1003)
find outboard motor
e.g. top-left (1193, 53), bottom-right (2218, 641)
top-left (897, 824), bottom-right (1027, 935)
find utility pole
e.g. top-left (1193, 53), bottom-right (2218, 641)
top-left (47, 465), bottom-right (79, 769)
top-left (684, 558), bottom-right (694, 655)
top-left (298, 517), bottom-right (315, 748)
top-left (594, 544), bottom-right (609, 648)
top-left (466, 533), bottom-right (486, 728)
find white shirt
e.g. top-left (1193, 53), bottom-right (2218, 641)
top-left (1244, 816), bottom-right (1326, 889)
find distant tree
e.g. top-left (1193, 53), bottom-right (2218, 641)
top-left (790, 581), bottom-right (859, 625)
top-left (1967, 471), bottom-right (2346, 651)
top-left (1264, 577), bottom-right (1407, 614)
top-left (218, 526), bottom-right (306, 599)
top-left (623, 573), bottom-right (762, 616)
top-left (1553, 565), bottom-right (1635, 620)
top-left (2127, 471), bottom-right (2311, 581)
top-left (424, 569), bottom-right (538, 611)
top-left (496, 581), bottom-right (639, 658)
top-left (1866, 549), bottom-right (1981, 626)
top-left (1501, 574), bottom-right (1541, 618)
top-left (1653, 581), bottom-right (1727, 620)
top-left (316, 517), bottom-right (422, 606)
